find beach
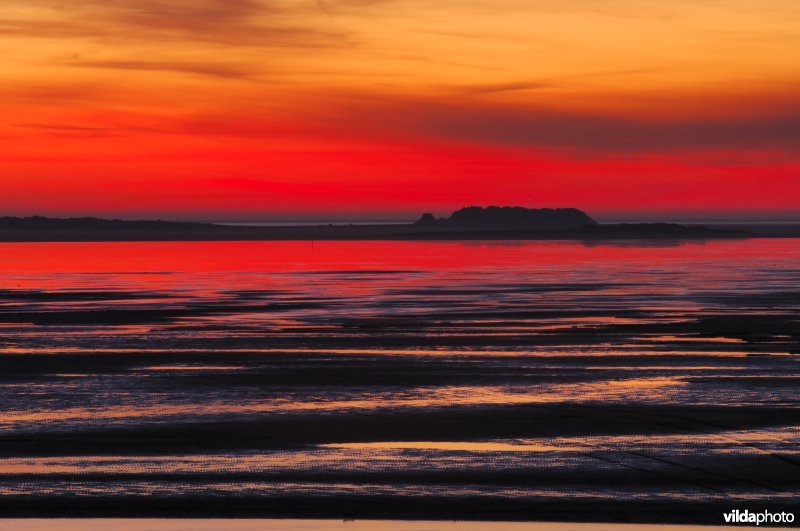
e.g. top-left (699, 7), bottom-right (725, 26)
top-left (0, 239), bottom-right (798, 525)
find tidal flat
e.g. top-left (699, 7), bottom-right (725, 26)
top-left (0, 239), bottom-right (798, 525)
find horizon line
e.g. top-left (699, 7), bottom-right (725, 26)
top-left (3, 212), bottom-right (800, 225)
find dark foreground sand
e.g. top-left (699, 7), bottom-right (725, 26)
top-left (0, 520), bottom-right (781, 531)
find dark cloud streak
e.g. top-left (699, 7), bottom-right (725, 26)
top-left (355, 99), bottom-right (800, 152)
top-left (302, 91), bottom-right (800, 153)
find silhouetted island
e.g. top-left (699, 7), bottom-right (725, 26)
top-left (416, 206), bottom-right (597, 229)
top-left (0, 207), bottom-right (780, 241)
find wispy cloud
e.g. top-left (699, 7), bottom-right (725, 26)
top-left (15, 122), bottom-right (168, 133)
top-left (69, 59), bottom-right (261, 79)
top-left (446, 81), bottom-right (554, 95)
top-left (0, 0), bottom-right (349, 48)
top-left (12, 122), bottom-right (171, 138)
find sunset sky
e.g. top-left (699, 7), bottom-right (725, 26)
top-left (1, 0), bottom-right (799, 220)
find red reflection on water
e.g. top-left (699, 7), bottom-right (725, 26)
top-left (0, 239), bottom-right (797, 287)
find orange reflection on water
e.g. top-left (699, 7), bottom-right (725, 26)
top-left (324, 441), bottom-right (567, 452)
top-left (0, 378), bottom-right (690, 431)
top-left (3, 425), bottom-right (798, 476)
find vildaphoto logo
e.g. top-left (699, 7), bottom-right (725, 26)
top-left (723, 509), bottom-right (795, 525)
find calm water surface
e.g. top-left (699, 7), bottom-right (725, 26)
top-left (0, 239), bottom-right (798, 523)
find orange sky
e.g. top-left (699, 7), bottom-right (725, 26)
top-left (1, 0), bottom-right (799, 220)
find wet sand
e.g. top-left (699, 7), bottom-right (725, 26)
top-left (0, 240), bottom-right (798, 525)
top-left (0, 520), bottom-right (780, 531)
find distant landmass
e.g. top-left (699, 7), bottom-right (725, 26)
top-left (416, 206), bottom-right (597, 229)
top-left (0, 207), bottom-right (789, 242)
